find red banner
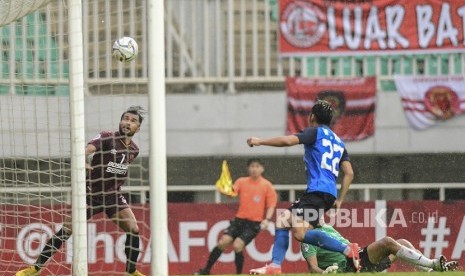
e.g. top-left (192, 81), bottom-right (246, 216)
top-left (1, 201), bottom-right (464, 274)
top-left (279, 0), bottom-right (465, 56)
top-left (394, 75), bottom-right (465, 130)
top-left (286, 77), bottom-right (376, 141)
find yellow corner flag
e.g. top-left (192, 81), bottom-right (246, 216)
top-left (215, 160), bottom-right (237, 197)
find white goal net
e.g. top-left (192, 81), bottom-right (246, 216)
top-left (0, 0), bottom-right (151, 274)
top-left (0, 0), bottom-right (53, 27)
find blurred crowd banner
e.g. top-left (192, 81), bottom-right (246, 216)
top-left (286, 77), bottom-right (376, 141)
top-left (394, 75), bottom-right (465, 130)
top-left (278, 0), bottom-right (465, 56)
top-left (1, 201), bottom-right (465, 274)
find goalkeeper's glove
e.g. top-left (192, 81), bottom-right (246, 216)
top-left (322, 263), bottom-right (339, 274)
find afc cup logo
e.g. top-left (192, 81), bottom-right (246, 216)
top-left (424, 86), bottom-right (459, 120)
top-left (280, 1), bottom-right (326, 48)
top-left (17, 223), bottom-right (58, 264)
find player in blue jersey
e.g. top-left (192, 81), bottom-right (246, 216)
top-left (300, 217), bottom-right (458, 273)
top-left (247, 100), bottom-right (359, 274)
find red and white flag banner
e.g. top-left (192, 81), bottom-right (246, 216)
top-left (286, 77), bottom-right (376, 141)
top-left (394, 75), bottom-right (465, 130)
top-left (278, 0), bottom-right (465, 56)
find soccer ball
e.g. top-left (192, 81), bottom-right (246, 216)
top-left (112, 36), bottom-right (138, 62)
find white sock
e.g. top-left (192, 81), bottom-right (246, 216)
top-left (415, 265), bottom-right (433, 272)
top-left (343, 246), bottom-right (351, 256)
top-left (395, 246), bottom-right (434, 268)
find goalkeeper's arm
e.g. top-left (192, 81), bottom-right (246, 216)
top-left (85, 144), bottom-right (97, 171)
top-left (307, 256), bottom-right (338, 274)
top-left (322, 264), bottom-right (339, 274)
top-left (307, 255), bottom-right (325, 273)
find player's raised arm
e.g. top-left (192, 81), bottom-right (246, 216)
top-left (247, 135), bottom-right (300, 147)
top-left (85, 144), bottom-right (97, 156)
top-left (85, 144), bottom-right (97, 171)
top-left (247, 127), bottom-right (317, 148)
top-left (84, 144), bottom-right (97, 171)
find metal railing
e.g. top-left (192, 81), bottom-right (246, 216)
top-left (3, 183), bottom-right (465, 204)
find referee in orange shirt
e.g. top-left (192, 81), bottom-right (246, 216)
top-left (195, 158), bottom-right (278, 275)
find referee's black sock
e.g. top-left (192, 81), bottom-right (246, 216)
top-left (204, 246), bottom-right (223, 272)
top-left (235, 251), bottom-right (244, 274)
top-left (125, 232), bottom-right (140, 273)
top-left (34, 228), bottom-right (71, 271)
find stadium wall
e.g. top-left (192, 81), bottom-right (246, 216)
top-left (169, 154), bottom-right (465, 201)
top-left (1, 93), bottom-right (464, 157)
top-left (167, 92), bottom-right (465, 155)
top-left (3, 153), bottom-right (465, 202)
top-left (2, 94), bottom-right (465, 201)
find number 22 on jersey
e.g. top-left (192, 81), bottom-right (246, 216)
top-left (320, 138), bottom-right (344, 176)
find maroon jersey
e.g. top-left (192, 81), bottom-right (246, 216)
top-left (87, 130), bottom-right (139, 195)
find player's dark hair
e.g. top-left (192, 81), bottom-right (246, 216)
top-left (312, 100), bottom-right (333, 125)
top-left (247, 158), bottom-right (263, 167)
top-left (121, 106), bottom-right (146, 124)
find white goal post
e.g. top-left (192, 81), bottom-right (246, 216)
top-left (147, 0), bottom-right (169, 276)
top-left (0, 0), bottom-right (167, 275)
top-left (68, 0), bottom-right (88, 275)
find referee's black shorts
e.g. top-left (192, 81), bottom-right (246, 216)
top-left (290, 191), bottom-right (336, 228)
top-left (224, 217), bottom-right (261, 245)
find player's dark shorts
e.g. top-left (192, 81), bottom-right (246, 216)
top-left (224, 217), bottom-right (261, 245)
top-left (345, 246), bottom-right (392, 273)
top-left (290, 191), bottom-right (336, 228)
top-left (86, 192), bottom-right (129, 219)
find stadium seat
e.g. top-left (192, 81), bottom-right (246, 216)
top-left (0, 13), bottom-right (69, 96)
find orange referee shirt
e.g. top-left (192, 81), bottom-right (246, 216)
top-left (233, 176), bottom-right (278, 222)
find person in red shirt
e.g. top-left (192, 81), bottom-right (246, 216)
top-left (16, 106), bottom-right (146, 276)
top-left (195, 159), bottom-right (278, 275)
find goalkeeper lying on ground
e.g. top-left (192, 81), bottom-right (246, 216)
top-left (301, 221), bottom-right (459, 273)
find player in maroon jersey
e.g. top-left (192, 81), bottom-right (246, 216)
top-left (16, 106), bottom-right (146, 276)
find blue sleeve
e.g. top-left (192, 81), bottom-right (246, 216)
top-left (341, 148), bottom-right (350, 162)
top-left (295, 127), bottom-right (317, 145)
